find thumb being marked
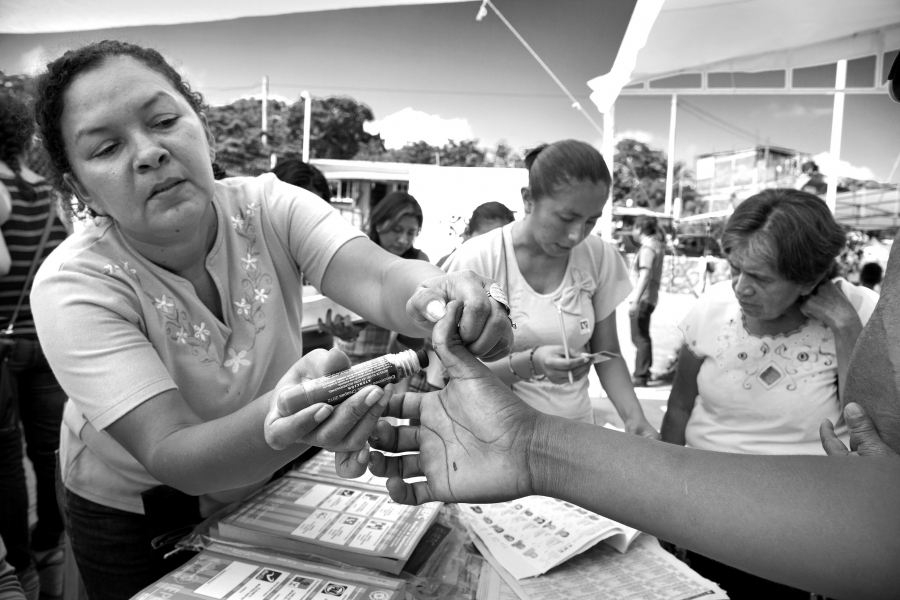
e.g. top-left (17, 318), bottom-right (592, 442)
top-left (432, 300), bottom-right (478, 378)
top-left (408, 287), bottom-right (447, 324)
top-left (426, 300), bottom-right (447, 322)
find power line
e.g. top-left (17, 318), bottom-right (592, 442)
top-left (271, 83), bottom-right (588, 99)
top-left (477, 0), bottom-right (604, 137)
top-left (679, 104), bottom-right (757, 144)
top-left (679, 99), bottom-right (761, 143)
top-left (201, 81), bottom-right (589, 100)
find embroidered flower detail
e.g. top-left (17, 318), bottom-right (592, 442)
top-left (241, 253), bottom-right (258, 271)
top-left (121, 261), bottom-right (137, 275)
top-left (253, 288), bottom-right (269, 304)
top-left (154, 294), bottom-right (175, 315)
top-left (224, 348), bottom-right (251, 373)
top-left (231, 216), bottom-right (244, 231)
top-left (245, 202), bottom-right (258, 217)
top-left (175, 329), bottom-right (189, 344)
top-left (193, 322), bottom-right (210, 342)
top-left (104, 264), bottom-right (118, 274)
top-left (234, 298), bottom-right (251, 317)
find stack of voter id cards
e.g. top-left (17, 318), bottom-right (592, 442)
top-left (215, 470), bottom-right (441, 574)
top-left (130, 542), bottom-right (404, 600)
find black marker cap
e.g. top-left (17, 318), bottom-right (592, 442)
top-left (415, 349), bottom-right (429, 369)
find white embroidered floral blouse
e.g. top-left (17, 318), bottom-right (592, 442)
top-left (680, 279), bottom-right (877, 455)
top-left (32, 174), bottom-right (363, 514)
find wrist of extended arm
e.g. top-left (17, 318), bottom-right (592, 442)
top-left (384, 259), bottom-right (444, 335)
top-left (527, 413), bottom-right (575, 498)
top-left (507, 351), bottom-right (529, 381)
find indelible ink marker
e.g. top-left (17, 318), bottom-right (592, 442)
top-left (276, 349), bottom-right (429, 416)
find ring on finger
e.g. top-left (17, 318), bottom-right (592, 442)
top-left (486, 282), bottom-right (516, 329)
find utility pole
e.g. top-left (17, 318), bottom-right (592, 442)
top-left (300, 91), bottom-right (312, 162)
top-left (664, 93), bottom-right (677, 215)
top-left (261, 76), bottom-right (269, 147)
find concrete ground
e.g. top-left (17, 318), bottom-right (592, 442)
top-left (589, 291), bottom-right (699, 430)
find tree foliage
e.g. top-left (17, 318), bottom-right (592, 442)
top-left (205, 92), bottom-right (524, 173)
top-left (207, 94), bottom-right (380, 174)
top-left (613, 138), bottom-right (698, 214)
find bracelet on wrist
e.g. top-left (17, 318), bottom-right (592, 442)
top-left (527, 347), bottom-right (547, 382)
top-left (507, 352), bottom-right (519, 379)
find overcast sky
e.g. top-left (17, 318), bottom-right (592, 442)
top-left (2, 0), bottom-right (898, 180)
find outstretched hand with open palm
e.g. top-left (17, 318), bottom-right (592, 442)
top-left (368, 300), bottom-right (541, 505)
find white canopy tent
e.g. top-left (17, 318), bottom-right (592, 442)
top-left (588, 0), bottom-right (900, 222)
top-left (4, 0), bottom-right (899, 229)
top-left (0, 0), bottom-right (478, 33)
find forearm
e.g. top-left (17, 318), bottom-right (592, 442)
top-left (660, 405), bottom-right (691, 445)
top-left (596, 358), bottom-right (647, 423)
top-left (380, 259), bottom-right (444, 337)
top-left (529, 415), bottom-right (900, 600)
top-left (147, 394), bottom-right (308, 495)
top-left (485, 351), bottom-right (531, 387)
top-left (660, 379), bottom-right (698, 445)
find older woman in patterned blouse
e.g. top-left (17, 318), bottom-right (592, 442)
top-left (660, 188), bottom-right (876, 598)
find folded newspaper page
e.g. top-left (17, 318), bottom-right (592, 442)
top-left (461, 496), bottom-right (641, 579)
top-left (476, 535), bottom-right (728, 600)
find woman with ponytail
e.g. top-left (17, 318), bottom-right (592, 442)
top-left (443, 139), bottom-right (657, 436)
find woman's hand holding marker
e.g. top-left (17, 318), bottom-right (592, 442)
top-left (265, 348), bottom-right (391, 474)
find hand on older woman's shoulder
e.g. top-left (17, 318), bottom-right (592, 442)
top-left (799, 279), bottom-right (862, 331)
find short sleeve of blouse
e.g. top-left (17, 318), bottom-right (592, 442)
top-left (259, 174), bottom-right (365, 289)
top-left (588, 237), bottom-right (632, 322)
top-left (32, 260), bottom-right (178, 430)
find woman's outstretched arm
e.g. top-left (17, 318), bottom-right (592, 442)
top-left (368, 302), bottom-right (900, 600)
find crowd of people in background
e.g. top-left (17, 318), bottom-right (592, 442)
top-left (0, 37), bottom-right (896, 600)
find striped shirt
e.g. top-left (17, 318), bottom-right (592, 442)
top-left (0, 162), bottom-right (68, 338)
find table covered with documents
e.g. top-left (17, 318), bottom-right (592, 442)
top-left (131, 451), bottom-right (728, 600)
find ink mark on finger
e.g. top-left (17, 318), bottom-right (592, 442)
top-left (453, 462), bottom-right (458, 471)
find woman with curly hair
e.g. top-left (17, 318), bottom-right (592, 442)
top-left (0, 90), bottom-right (69, 599)
top-left (28, 40), bottom-right (511, 600)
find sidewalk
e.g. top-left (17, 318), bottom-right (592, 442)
top-left (588, 290), bottom-right (698, 429)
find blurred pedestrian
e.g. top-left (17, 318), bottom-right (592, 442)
top-left (859, 262), bottom-right (883, 292)
top-left (627, 215), bottom-right (664, 387)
